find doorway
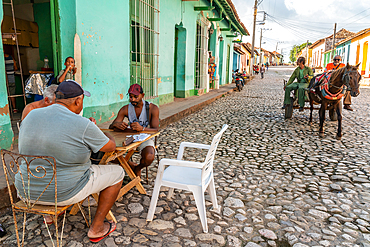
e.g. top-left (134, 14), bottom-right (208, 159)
top-left (174, 25), bottom-right (186, 97)
top-left (218, 39), bottom-right (224, 85)
top-left (2, 1), bottom-right (56, 129)
top-left (226, 44), bottom-right (230, 84)
top-left (361, 41), bottom-right (368, 75)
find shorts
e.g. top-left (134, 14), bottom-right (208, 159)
top-left (7, 83), bottom-right (16, 95)
top-left (137, 138), bottom-right (155, 153)
top-left (37, 165), bottom-right (124, 206)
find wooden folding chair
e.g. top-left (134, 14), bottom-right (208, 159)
top-left (1, 150), bottom-right (91, 247)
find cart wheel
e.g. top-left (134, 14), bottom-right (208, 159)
top-left (285, 98), bottom-right (293, 119)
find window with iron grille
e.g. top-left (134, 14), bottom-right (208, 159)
top-left (130, 0), bottom-right (159, 99)
top-left (194, 14), bottom-right (209, 91)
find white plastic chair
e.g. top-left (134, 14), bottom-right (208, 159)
top-left (147, 124), bottom-right (228, 233)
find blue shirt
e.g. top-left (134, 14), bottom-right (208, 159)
top-left (16, 104), bottom-right (109, 202)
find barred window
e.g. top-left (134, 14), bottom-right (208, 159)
top-left (130, 0), bottom-right (159, 99)
top-left (194, 14), bottom-right (209, 91)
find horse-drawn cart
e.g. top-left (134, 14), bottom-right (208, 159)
top-left (283, 79), bottom-right (339, 121)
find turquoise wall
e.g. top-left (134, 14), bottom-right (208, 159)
top-left (158, 0), bottom-right (209, 100)
top-left (75, 0), bottom-right (130, 122)
top-left (33, 2), bottom-right (54, 70)
top-left (159, 0), bottom-right (236, 100)
top-left (57, 0), bottom-right (76, 69)
top-left (0, 3), bottom-right (14, 149)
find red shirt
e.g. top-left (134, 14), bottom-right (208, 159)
top-left (325, 63), bottom-right (345, 72)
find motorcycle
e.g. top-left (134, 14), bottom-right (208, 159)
top-left (235, 73), bottom-right (244, 91)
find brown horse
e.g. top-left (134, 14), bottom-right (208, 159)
top-left (309, 64), bottom-right (361, 140)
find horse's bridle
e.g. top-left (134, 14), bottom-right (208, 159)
top-left (329, 67), bottom-right (360, 92)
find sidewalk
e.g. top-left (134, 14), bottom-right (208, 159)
top-left (0, 82), bottom-right (239, 210)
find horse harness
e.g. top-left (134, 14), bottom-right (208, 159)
top-left (317, 67), bottom-right (358, 101)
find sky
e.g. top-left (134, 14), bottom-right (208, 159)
top-left (231, 0), bottom-right (370, 62)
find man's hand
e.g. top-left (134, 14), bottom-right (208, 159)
top-left (89, 117), bottom-right (97, 125)
top-left (130, 122), bottom-right (144, 131)
top-left (73, 67), bottom-right (77, 75)
top-left (304, 75), bottom-right (309, 79)
top-left (112, 121), bottom-right (128, 131)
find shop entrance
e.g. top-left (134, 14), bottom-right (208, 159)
top-left (2, 0), bottom-right (57, 127)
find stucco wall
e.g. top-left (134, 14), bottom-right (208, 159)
top-left (75, 0), bottom-right (131, 122)
top-left (56, 0), bottom-right (131, 123)
top-left (159, 0), bottom-right (211, 102)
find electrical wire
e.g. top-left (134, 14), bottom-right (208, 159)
top-left (267, 14), bottom-right (334, 41)
top-left (339, 7), bottom-right (370, 23)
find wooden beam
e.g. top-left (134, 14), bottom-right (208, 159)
top-left (208, 17), bottom-right (224, 22)
top-left (226, 34), bottom-right (238, 37)
top-left (220, 28), bottom-right (231, 31)
top-left (232, 40), bottom-right (242, 43)
top-left (194, 6), bottom-right (215, 11)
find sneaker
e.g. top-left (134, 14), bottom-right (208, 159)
top-left (299, 107), bottom-right (304, 112)
top-left (344, 105), bottom-right (353, 111)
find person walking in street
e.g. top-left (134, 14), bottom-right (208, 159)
top-left (325, 55), bottom-right (353, 111)
top-left (260, 64), bottom-right (265, 79)
top-left (282, 57), bottom-right (313, 112)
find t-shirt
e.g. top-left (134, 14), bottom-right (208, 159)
top-left (299, 68), bottom-right (304, 83)
top-left (57, 68), bottom-right (74, 81)
top-left (15, 104), bottom-right (109, 203)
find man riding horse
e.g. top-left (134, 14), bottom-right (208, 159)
top-left (282, 57), bottom-right (313, 112)
top-left (325, 55), bottom-right (353, 111)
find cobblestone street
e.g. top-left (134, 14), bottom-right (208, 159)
top-left (1, 66), bottom-right (370, 247)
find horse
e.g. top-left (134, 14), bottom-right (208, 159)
top-left (308, 63), bottom-right (361, 140)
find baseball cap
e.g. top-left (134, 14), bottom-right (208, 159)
top-left (55, 80), bottom-right (91, 99)
top-left (128, 84), bottom-right (143, 95)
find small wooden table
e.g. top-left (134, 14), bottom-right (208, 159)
top-left (99, 129), bottom-right (160, 197)
top-left (70, 130), bottom-right (160, 222)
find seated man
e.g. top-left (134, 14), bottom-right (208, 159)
top-left (109, 84), bottom-right (159, 176)
top-left (282, 56), bottom-right (313, 112)
top-left (16, 80), bottom-right (124, 242)
top-left (21, 84), bottom-right (58, 120)
top-left (325, 55), bottom-right (353, 111)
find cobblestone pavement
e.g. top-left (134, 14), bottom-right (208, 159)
top-left (1, 66), bottom-right (370, 247)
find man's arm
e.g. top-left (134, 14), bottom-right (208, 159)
top-left (99, 132), bottom-right (116, 152)
top-left (109, 106), bottom-right (128, 131)
top-left (304, 67), bottom-right (314, 83)
top-left (286, 68), bottom-right (297, 87)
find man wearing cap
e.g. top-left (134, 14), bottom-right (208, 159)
top-left (325, 55), bottom-right (353, 111)
top-left (110, 84), bottom-right (159, 176)
top-left (17, 80), bottom-right (124, 242)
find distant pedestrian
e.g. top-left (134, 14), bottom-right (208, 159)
top-left (266, 62), bottom-right (269, 71)
top-left (260, 65), bottom-right (265, 79)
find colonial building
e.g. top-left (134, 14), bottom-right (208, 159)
top-left (0, 0), bottom-right (248, 149)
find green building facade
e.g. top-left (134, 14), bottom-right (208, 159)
top-left (0, 0), bottom-right (248, 149)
